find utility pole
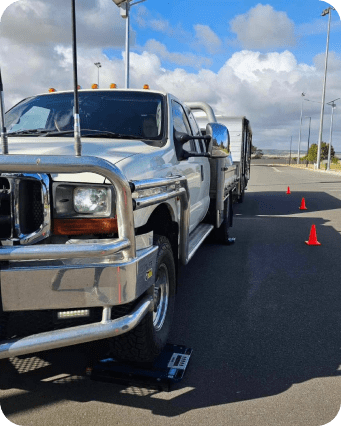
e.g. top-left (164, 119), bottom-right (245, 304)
top-left (94, 62), bottom-right (101, 88)
top-left (316, 6), bottom-right (335, 169)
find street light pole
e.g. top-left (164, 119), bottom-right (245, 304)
top-left (125, 2), bottom-right (130, 88)
top-left (316, 6), bottom-right (334, 169)
top-left (304, 116), bottom-right (311, 162)
top-left (113, 0), bottom-right (147, 89)
top-left (94, 62), bottom-right (101, 88)
top-left (289, 136), bottom-right (292, 165)
top-left (297, 92), bottom-right (305, 164)
top-left (327, 102), bottom-right (337, 170)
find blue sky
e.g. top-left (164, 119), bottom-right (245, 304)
top-left (0, 0), bottom-right (340, 151)
top-left (109, 0), bottom-right (341, 72)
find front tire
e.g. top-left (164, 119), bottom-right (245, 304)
top-left (109, 235), bottom-right (176, 363)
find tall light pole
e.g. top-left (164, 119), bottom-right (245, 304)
top-left (316, 6), bottom-right (335, 169)
top-left (297, 92), bottom-right (305, 164)
top-left (326, 99), bottom-right (339, 170)
top-left (94, 62), bottom-right (101, 88)
top-left (112, 0), bottom-right (147, 89)
top-left (289, 136), bottom-right (292, 165)
top-left (305, 116), bottom-right (311, 158)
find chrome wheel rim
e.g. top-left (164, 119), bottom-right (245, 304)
top-left (153, 263), bottom-right (169, 331)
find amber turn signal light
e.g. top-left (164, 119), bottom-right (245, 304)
top-left (53, 218), bottom-right (118, 236)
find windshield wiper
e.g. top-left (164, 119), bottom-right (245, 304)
top-left (8, 129), bottom-right (50, 137)
top-left (45, 129), bottom-right (122, 138)
top-left (45, 129), bottom-right (149, 140)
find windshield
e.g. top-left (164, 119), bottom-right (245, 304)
top-left (5, 91), bottom-right (165, 140)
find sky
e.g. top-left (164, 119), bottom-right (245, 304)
top-left (0, 0), bottom-right (340, 153)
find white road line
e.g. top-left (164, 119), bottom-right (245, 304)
top-left (272, 167), bottom-right (282, 172)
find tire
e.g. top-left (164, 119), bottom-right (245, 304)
top-left (212, 194), bottom-right (233, 244)
top-left (109, 235), bottom-right (176, 363)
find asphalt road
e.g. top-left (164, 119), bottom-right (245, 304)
top-left (1, 164), bottom-right (341, 426)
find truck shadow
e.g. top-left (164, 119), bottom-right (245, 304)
top-left (1, 191), bottom-right (341, 419)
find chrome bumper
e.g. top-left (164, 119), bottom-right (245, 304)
top-left (0, 295), bottom-right (153, 360)
top-left (1, 245), bottom-right (158, 311)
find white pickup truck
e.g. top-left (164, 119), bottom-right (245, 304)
top-left (0, 88), bottom-right (240, 363)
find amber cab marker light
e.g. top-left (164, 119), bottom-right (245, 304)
top-left (48, 88), bottom-right (56, 93)
top-left (110, 83), bottom-right (117, 89)
top-left (91, 84), bottom-right (98, 89)
top-left (143, 84), bottom-right (149, 89)
top-left (53, 218), bottom-right (118, 236)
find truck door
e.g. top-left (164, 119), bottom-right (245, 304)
top-left (185, 107), bottom-right (210, 222)
top-left (171, 100), bottom-right (205, 232)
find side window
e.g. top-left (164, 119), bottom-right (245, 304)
top-left (171, 100), bottom-right (193, 152)
top-left (186, 109), bottom-right (204, 153)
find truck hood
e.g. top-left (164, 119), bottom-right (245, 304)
top-left (4, 136), bottom-right (155, 183)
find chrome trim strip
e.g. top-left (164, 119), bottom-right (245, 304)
top-left (0, 295), bottom-right (153, 360)
top-left (0, 155), bottom-right (136, 260)
top-left (0, 237), bottom-right (130, 261)
top-left (134, 188), bottom-right (186, 209)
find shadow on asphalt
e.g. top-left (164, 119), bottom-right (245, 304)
top-left (1, 191), bottom-right (341, 419)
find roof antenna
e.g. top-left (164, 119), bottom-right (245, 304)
top-left (71, 0), bottom-right (81, 156)
top-left (0, 69), bottom-right (8, 155)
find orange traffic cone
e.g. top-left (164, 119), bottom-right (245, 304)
top-left (286, 186), bottom-right (291, 194)
top-left (305, 225), bottom-right (321, 246)
top-left (299, 198), bottom-right (307, 210)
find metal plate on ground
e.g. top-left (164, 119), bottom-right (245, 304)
top-left (88, 343), bottom-right (192, 391)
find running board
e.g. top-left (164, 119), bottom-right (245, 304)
top-left (187, 224), bottom-right (213, 263)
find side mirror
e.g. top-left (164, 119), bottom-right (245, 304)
top-left (174, 129), bottom-right (210, 145)
top-left (205, 123), bottom-right (230, 156)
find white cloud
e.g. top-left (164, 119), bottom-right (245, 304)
top-left (193, 24), bottom-right (222, 54)
top-left (1, 0), bottom-right (127, 47)
top-left (143, 39), bottom-right (212, 69)
top-left (0, 0), bottom-right (340, 151)
top-left (230, 4), bottom-right (296, 49)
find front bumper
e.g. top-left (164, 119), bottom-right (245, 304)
top-left (1, 244), bottom-right (158, 311)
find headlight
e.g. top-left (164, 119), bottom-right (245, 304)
top-left (73, 187), bottom-right (111, 215)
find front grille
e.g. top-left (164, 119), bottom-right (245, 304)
top-left (18, 180), bottom-right (44, 234)
top-left (0, 178), bottom-right (12, 239)
top-left (0, 173), bottom-right (49, 243)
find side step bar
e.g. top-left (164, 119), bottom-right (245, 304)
top-left (0, 296), bottom-right (153, 360)
top-left (187, 224), bottom-right (213, 263)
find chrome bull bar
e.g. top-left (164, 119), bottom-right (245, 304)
top-left (0, 155), bottom-right (136, 261)
top-left (0, 295), bottom-right (153, 360)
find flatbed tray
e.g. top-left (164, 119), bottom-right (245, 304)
top-left (87, 343), bottom-right (192, 391)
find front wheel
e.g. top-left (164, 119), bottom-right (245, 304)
top-left (109, 235), bottom-right (176, 363)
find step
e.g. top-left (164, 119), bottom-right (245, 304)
top-left (187, 223), bottom-right (214, 263)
